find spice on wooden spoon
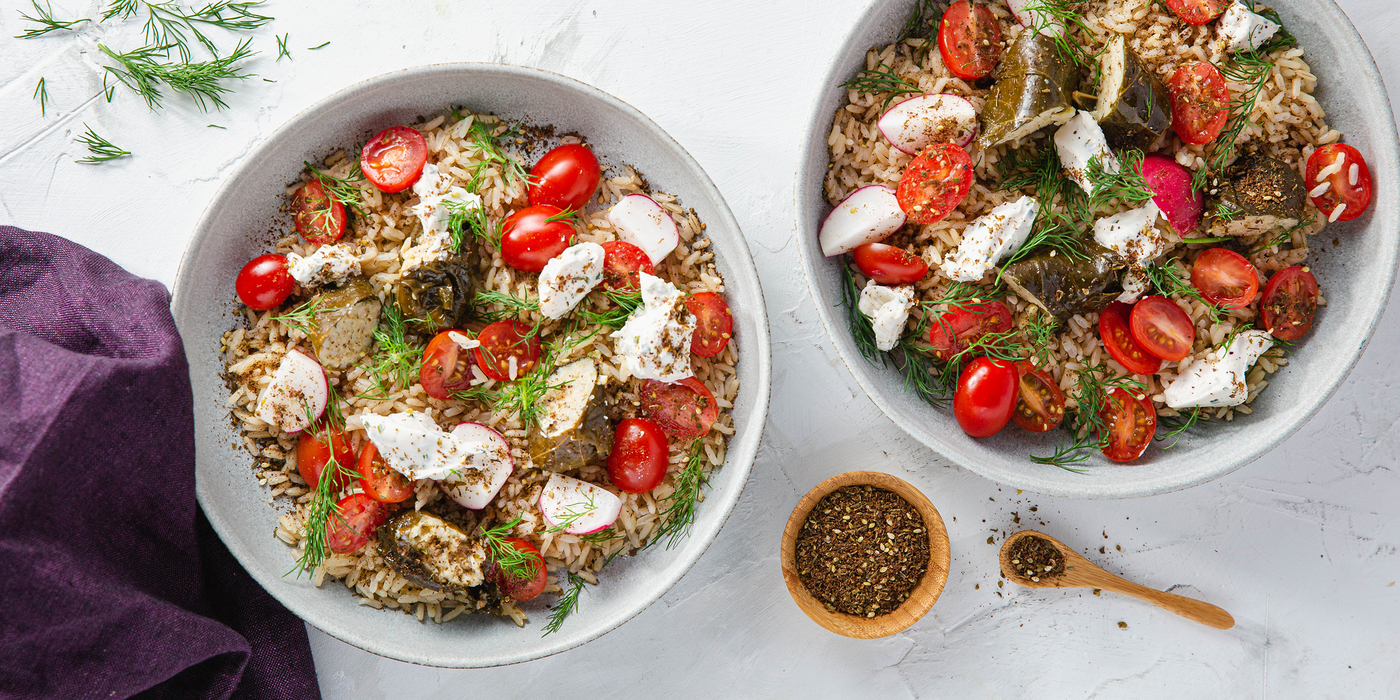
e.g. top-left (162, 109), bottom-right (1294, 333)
top-left (998, 530), bottom-right (1235, 630)
top-left (794, 485), bottom-right (929, 618)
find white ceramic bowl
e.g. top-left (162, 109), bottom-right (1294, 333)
top-left (796, 0), bottom-right (1398, 498)
top-left (172, 64), bottom-right (771, 667)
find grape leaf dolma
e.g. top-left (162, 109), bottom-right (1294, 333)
top-left (1203, 155), bottom-right (1308, 238)
top-left (396, 256), bottom-right (474, 334)
top-left (1001, 241), bottom-right (1123, 322)
top-left (1084, 35), bottom-right (1172, 151)
top-left (978, 30), bottom-right (1083, 153)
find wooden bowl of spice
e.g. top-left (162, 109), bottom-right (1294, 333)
top-left (780, 471), bottom-right (951, 638)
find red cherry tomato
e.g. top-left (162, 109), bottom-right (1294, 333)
top-left (355, 443), bottom-right (414, 504)
top-left (490, 537), bottom-right (547, 601)
top-left (685, 292), bottom-right (733, 358)
top-left (528, 144), bottom-right (602, 212)
top-left (359, 126), bottom-right (429, 193)
top-left (607, 418), bottom-right (670, 493)
top-left (500, 205), bottom-right (574, 272)
top-left (600, 240), bottom-right (655, 292)
top-left (954, 357), bottom-right (1019, 437)
top-left (1099, 301), bottom-right (1163, 375)
top-left (291, 180), bottom-right (347, 245)
top-left (938, 1), bottom-right (1003, 81)
top-left (1099, 389), bottom-right (1156, 462)
top-left (326, 493), bottom-right (390, 554)
top-left (1163, 0), bottom-right (1229, 24)
top-left (852, 243), bottom-right (930, 285)
top-left (1260, 265), bottom-right (1320, 341)
top-left (927, 301), bottom-right (1013, 361)
top-left (236, 254), bottom-right (295, 310)
top-left (639, 377), bottom-right (718, 439)
top-left (1012, 362), bottom-right (1065, 433)
top-left (473, 321), bottom-right (542, 381)
top-left (420, 330), bottom-right (476, 400)
top-left (1168, 63), bottom-right (1229, 145)
top-left (297, 429), bottom-right (357, 492)
top-left (1305, 144), bottom-right (1372, 223)
top-left (896, 143), bottom-right (974, 225)
top-left (1129, 296), bottom-right (1196, 362)
top-left (1191, 248), bottom-right (1259, 309)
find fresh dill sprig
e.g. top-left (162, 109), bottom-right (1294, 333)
top-left (1191, 26), bottom-right (1295, 191)
top-left (1212, 200), bottom-right (1242, 223)
top-left (900, 0), bottom-right (945, 40)
top-left (841, 65), bottom-right (922, 111)
top-left (358, 300), bottom-right (423, 400)
top-left (479, 517), bottom-right (538, 585)
top-left (1247, 215), bottom-right (1315, 256)
top-left (543, 572), bottom-right (586, 636)
top-left (102, 0), bottom-right (139, 21)
top-left (573, 289), bottom-right (641, 330)
top-left (1019, 0), bottom-right (1097, 69)
top-left (445, 197), bottom-right (496, 253)
top-left (100, 38), bottom-right (256, 112)
top-left (581, 527), bottom-right (621, 545)
top-left (305, 160), bottom-right (366, 216)
top-left (467, 119), bottom-right (529, 189)
top-left (323, 382), bottom-right (346, 432)
top-left (16, 0), bottom-right (86, 38)
top-left (472, 289), bottom-right (540, 324)
top-left (75, 125), bottom-right (131, 163)
top-left (1000, 211), bottom-right (1088, 278)
top-left (1146, 260), bottom-right (1224, 324)
top-left (275, 32), bottom-right (290, 61)
top-left (892, 339), bottom-right (956, 408)
top-left (651, 440), bottom-right (709, 549)
top-left (34, 78), bottom-right (49, 116)
top-left (1030, 363), bottom-right (1147, 470)
top-left (912, 280), bottom-right (1008, 337)
top-left (270, 297), bottom-right (324, 336)
top-left (288, 401), bottom-right (356, 577)
top-left (1155, 407), bottom-right (1204, 448)
top-left (1086, 149), bottom-right (1155, 211)
top-left (543, 492), bottom-right (600, 534)
top-left (841, 262), bottom-right (885, 363)
top-left (141, 0), bottom-right (272, 62)
top-left (492, 359), bottom-right (559, 431)
top-left (308, 40), bottom-right (329, 50)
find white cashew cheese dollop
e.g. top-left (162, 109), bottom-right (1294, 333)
top-left (286, 243), bottom-right (361, 287)
top-left (941, 195), bottom-right (1039, 283)
top-left (857, 281), bottom-right (915, 352)
top-left (612, 273), bottom-right (696, 383)
top-left (1163, 330), bottom-right (1275, 409)
top-left (403, 163), bottom-right (483, 272)
top-left (538, 242), bottom-right (605, 319)
top-left (359, 411), bottom-right (511, 481)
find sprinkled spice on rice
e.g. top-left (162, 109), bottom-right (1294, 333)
top-left (223, 109), bottom-right (739, 631)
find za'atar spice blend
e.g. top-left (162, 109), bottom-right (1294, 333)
top-left (1006, 534), bottom-right (1066, 583)
top-left (794, 485), bottom-right (930, 618)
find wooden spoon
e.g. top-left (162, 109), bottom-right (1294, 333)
top-left (998, 530), bottom-right (1235, 630)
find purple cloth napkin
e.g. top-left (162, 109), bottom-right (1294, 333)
top-left (0, 226), bottom-right (321, 700)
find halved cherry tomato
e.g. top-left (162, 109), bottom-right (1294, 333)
top-left (896, 143), bottom-right (974, 224)
top-left (326, 493), bottom-right (391, 554)
top-left (1260, 265), bottom-right (1320, 341)
top-left (639, 377), bottom-right (718, 439)
top-left (954, 357), bottom-right (1019, 438)
top-left (291, 180), bottom-right (347, 245)
top-left (938, 1), bottom-right (1003, 81)
top-left (355, 443), bottom-right (414, 504)
top-left (852, 243), bottom-right (930, 285)
top-left (927, 301), bottom-right (1012, 361)
top-left (1306, 144), bottom-right (1372, 223)
top-left (1129, 296), bottom-right (1196, 362)
top-left (1191, 248), bottom-right (1259, 309)
top-left (359, 126), bottom-right (429, 193)
top-left (500, 205), bottom-right (574, 272)
top-left (1012, 362), bottom-right (1065, 433)
top-left (607, 418), bottom-right (669, 493)
top-left (1099, 301), bottom-right (1163, 375)
top-left (1099, 389), bottom-right (1156, 462)
top-left (1168, 63), bottom-right (1229, 145)
top-left (297, 428), bottom-right (356, 492)
top-left (685, 292), bottom-right (733, 358)
top-left (235, 254), bottom-right (295, 310)
top-left (528, 144), bottom-right (602, 212)
top-left (474, 321), bottom-right (541, 381)
top-left (1163, 0), bottom-right (1229, 24)
top-left (489, 537), bottom-right (547, 601)
top-left (601, 240), bottom-right (654, 292)
top-left (420, 330), bottom-right (476, 400)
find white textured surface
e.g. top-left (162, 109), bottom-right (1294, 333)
top-left (3, 0), bottom-right (1399, 696)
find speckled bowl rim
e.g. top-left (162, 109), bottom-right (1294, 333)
top-left (795, 0), bottom-right (1399, 498)
top-left (172, 62), bottom-right (771, 667)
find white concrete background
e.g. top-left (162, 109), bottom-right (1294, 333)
top-left (3, 0), bottom-right (1398, 697)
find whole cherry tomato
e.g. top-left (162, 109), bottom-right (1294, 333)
top-left (954, 357), bottom-right (1019, 438)
top-left (236, 254), bottom-right (295, 310)
top-left (500, 205), bottom-right (573, 272)
top-left (528, 144), bottom-right (602, 212)
top-left (607, 418), bottom-right (670, 493)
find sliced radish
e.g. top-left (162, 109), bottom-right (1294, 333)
top-left (1139, 153), bottom-right (1204, 235)
top-left (878, 94), bottom-right (979, 154)
top-left (253, 349), bottom-right (328, 434)
top-left (538, 473), bottom-right (622, 535)
top-left (819, 185), bottom-right (906, 257)
top-left (608, 194), bottom-right (679, 265)
top-left (439, 423), bottom-right (514, 509)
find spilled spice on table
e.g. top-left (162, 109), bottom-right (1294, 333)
top-left (1006, 534), bottom-right (1065, 583)
top-left (794, 485), bottom-right (929, 618)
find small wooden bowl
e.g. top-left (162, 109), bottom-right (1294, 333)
top-left (779, 471), bottom-right (951, 638)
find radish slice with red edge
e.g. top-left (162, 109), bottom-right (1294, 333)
top-left (820, 185), bottom-right (906, 257)
top-left (538, 473), bottom-right (622, 535)
top-left (439, 423), bottom-right (514, 509)
top-left (878, 94), bottom-right (980, 154)
top-left (253, 349), bottom-right (328, 434)
top-left (608, 194), bottom-right (679, 265)
top-left (1139, 153), bottom-right (1204, 235)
